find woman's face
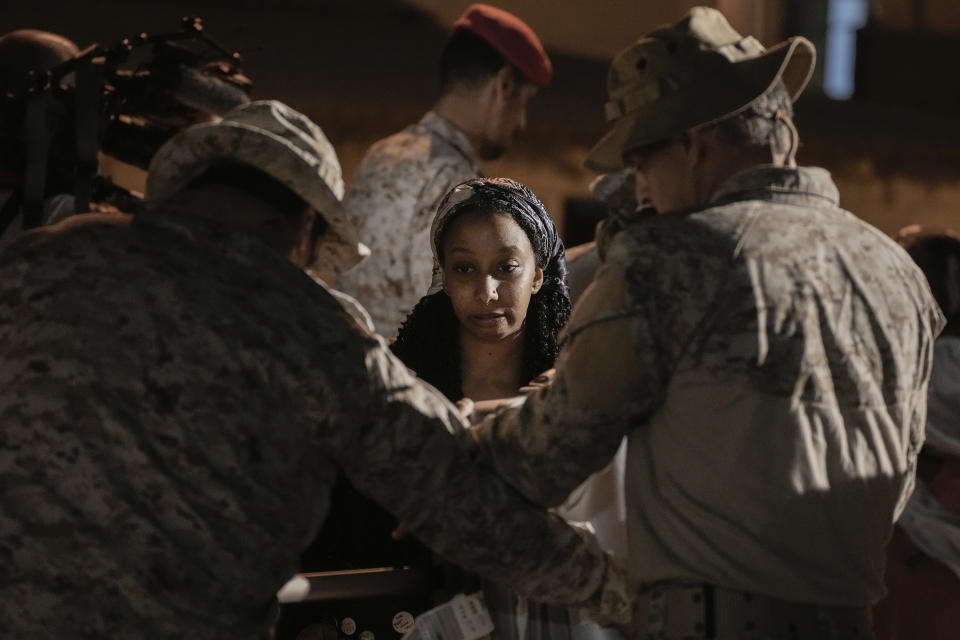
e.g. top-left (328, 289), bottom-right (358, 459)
top-left (441, 210), bottom-right (544, 343)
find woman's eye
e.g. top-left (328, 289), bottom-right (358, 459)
top-left (452, 263), bottom-right (474, 274)
top-left (498, 262), bottom-right (520, 274)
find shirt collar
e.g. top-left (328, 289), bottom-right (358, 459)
top-left (419, 111), bottom-right (482, 170)
top-left (709, 165), bottom-right (840, 209)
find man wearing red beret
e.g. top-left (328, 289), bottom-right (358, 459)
top-left (336, 3), bottom-right (551, 339)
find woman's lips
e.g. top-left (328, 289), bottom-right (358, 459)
top-left (469, 312), bottom-right (508, 328)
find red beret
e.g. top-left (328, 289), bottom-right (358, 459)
top-left (453, 3), bottom-right (552, 87)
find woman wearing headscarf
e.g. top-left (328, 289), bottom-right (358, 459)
top-left (393, 178), bottom-right (622, 640)
top-left (873, 225), bottom-right (960, 640)
top-left (283, 179), bottom-right (614, 640)
top-left (392, 177), bottom-right (570, 403)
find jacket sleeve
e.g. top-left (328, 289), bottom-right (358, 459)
top-left (334, 338), bottom-right (632, 627)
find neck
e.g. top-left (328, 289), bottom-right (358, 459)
top-left (459, 328), bottom-right (525, 402)
top-left (698, 147), bottom-right (784, 205)
top-left (432, 88), bottom-right (488, 155)
top-left (159, 183), bottom-right (265, 220)
top-left (153, 184), bottom-right (302, 265)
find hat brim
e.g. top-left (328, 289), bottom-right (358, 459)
top-left (584, 35), bottom-right (815, 173)
top-left (147, 121), bottom-right (365, 273)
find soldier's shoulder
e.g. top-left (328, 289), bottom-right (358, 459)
top-left (347, 139), bottom-right (446, 207)
top-left (0, 213), bottom-right (135, 278)
top-left (358, 123), bottom-right (438, 169)
top-left (606, 213), bottom-right (703, 263)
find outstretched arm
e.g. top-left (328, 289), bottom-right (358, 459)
top-left (467, 258), bottom-right (669, 508)
top-left (335, 340), bottom-right (632, 626)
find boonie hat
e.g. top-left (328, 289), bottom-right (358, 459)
top-left (147, 100), bottom-right (366, 274)
top-left (454, 3), bottom-right (552, 87)
top-left (585, 6), bottom-right (815, 172)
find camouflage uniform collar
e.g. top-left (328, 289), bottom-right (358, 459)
top-left (709, 165), bottom-right (839, 209)
top-left (420, 111), bottom-right (482, 170)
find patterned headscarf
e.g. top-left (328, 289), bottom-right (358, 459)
top-left (427, 177), bottom-right (568, 300)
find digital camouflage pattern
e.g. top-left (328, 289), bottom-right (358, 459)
top-left (471, 166), bottom-right (946, 606)
top-left (336, 111), bottom-right (482, 338)
top-left (0, 211), bottom-right (629, 638)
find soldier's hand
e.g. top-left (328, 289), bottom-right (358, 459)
top-left (468, 396), bottom-right (526, 425)
top-left (518, 368), bottom-right (555, 394)
top-left (613, 600), bottom-right (643, 640)
top-left (455, 397), bottom-right (475, 423)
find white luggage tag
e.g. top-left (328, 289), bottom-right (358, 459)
top-left (401, 592), bottom-right (494, 640)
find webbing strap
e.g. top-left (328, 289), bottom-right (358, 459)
top-left (22, 92), bottom-right (52, 229)
top-left (74, 56), bottom-right (105, 214)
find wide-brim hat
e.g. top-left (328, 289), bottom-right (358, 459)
top-left (147, 100), bottom-right (366, 274)
top-left (585, 6), bottom-right (815, 173)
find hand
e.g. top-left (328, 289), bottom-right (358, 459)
top-left (455, 397), bottom-right (475, 422)
top-left (391, 522), bottom-right (409, 540)
top-left (518, 368), bottom-right (555, 394)
top-left (467, 397), bottom-right (526, 425)
top-left (612, 598), bottom-right (644, 639)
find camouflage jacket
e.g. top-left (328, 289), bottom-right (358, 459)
top-left (470, 166), bottom-right (945, 605)
top-left (336, 112), bottom-right (482, 338)
top-left (0, 212), bottom-right (629, 638)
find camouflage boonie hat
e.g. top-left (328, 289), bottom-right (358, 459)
top-left (584, 6), bottom-right (815, 173)
top-left (147, 100), bottom-right (367, 274)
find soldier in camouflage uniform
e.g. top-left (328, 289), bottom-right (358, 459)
top-left (466, 8), bottom-right (944, 640)
top-left (0, 100), bottom-right (630, 638)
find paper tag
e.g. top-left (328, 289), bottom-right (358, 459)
top-left (401, 592), bottom-right (494, 640)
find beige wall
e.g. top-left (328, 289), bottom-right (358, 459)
top-left (834, 164), bottom-right (960, 237)
top-left (403, 0), bottom-right (717, 59)
top-left (715, 0), bottom-right (787, 42)
top-left (408, 0), bottom-right (960, 48)
top-left (405, 0), bottom-right (796, 59)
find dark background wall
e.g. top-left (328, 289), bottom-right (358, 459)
top-left (5, 0), bottom-right (959, 244)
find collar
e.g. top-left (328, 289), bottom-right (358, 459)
top-left (134, 207), bottom-right (222, 241)
top-left (709, 165), bottom-right (840, 209)
top-left (419, 111), bottom-right (482, 171)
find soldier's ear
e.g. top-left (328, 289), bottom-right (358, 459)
top-left (495, 65), bottom-right (515, 102)
top-left (291, 206), bottom-right (327, 270)
top-left (683, 129), bottom-right (704, 169)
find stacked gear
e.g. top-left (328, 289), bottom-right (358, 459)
top-left (0, 16), bottom-right (252, 235)
top-left (0, 30), bottom-right (80, 231)
top-left (100, 17), bottom-right (252, 172)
